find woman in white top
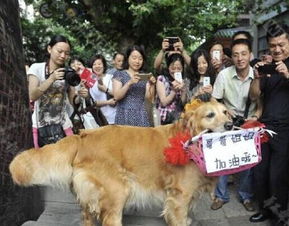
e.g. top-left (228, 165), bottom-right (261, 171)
top-left (89, 54), bottom-right (116, 124)
top-left (28, 35), bottom-right (88, 148)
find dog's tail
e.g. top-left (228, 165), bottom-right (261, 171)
top-left (9, 135), bottom-right (79, 189)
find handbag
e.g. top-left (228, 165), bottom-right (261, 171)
top-left (161, 95), bottom-right (184, 125)
top-left (70, 97), bottom-right (108, 134)
top-left (38, 124), bottom-right (65, 147)
top-left (86, 106), bottom-right (108, 127)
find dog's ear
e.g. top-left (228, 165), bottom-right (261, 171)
top-left (181, 110), bottom-right (199, 135)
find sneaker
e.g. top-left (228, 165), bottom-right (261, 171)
top-left (242, 199), bottom-right (255, 212)
top-left (211, 198), bottom-right (225, 210)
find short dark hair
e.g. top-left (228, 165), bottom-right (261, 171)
top-left (232, 31), bottom-right (253, 44)
top-left (122, 45), bottom-right (146, 71)
top-left (231, 39), bottom-right (252, 52)
top-left (266, 23), bottom-right (289, 41)
top-left (89, 54), bottom-right (107, 73)
top-left (113, 52), bottom-right (124, 60)
top-left (69, 56), bottom-right (85, 67)
top-left (223, 48), bottom-right (232, 58)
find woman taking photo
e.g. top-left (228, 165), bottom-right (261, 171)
top-left (187, 48), bottom-right (216, 100)
top-left (156, 53), bottom-right (187, 125)
top-left (112, 45), bottom-right (156, 127)
top-left (89, 54), bottom-right (117, 124)
top-left (28, 35), bottom-right (88, 148)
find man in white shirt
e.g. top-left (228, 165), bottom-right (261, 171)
top-left (211, 39), bottom-right (257, 212)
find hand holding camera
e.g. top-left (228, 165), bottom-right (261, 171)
top-left (51, 67), bottom-right (81, 86)
top-left (50, 68), bottom-right (65, 81)
top-left (257, 63), bottom-right (277, 75)
top-left (275, 61), bottom-right (289, 78)
top-left (128, 75), bottom-right (140, 85)
top-left (164, 37), bottom-right (180, 51)
top-left (162, 39), bottom-right (170, 52)
top-left (137, 73), bottom-right (153, 81)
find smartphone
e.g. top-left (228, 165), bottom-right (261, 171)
top-left (165, 37), bottom-right (179, 51)
top-left (137, 73), bottom-right (152, 81)
top-left (212, 50), bottom-right (221, 61)
top-left (257, 64), bottom-right (277, 75)
top-left (203, 76), bottom-right (210, 87)
top-left (174, 72), bottom-right (183, 83)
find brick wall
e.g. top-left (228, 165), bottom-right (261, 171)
top-left (0, 0), bottom-right (43, 225)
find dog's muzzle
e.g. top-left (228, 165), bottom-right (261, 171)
top-left (224, 121), bottom-right (233, 131)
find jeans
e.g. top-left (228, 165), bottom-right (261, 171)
top-left (215, 169), bottom-right (253, 202)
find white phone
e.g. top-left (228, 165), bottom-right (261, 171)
top-left (174, 72), bottom-right (182, 82)
top-left (203, 77), bottom-right (210, 87)
top-left (212, 50), bottom-right (221, 60)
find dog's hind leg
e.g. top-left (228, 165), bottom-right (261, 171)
top-left (163, 188), bottom-right (192, 226)
top-left (81, 205), bottom-right (95, 226)
top-left (98, 183), bottom-right (130, 226)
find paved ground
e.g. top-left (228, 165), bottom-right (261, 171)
top-left (21, 184), bottom-right (272, 226)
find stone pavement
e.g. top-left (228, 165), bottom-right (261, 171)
top-left (22, 185), bottom-right (271, 226)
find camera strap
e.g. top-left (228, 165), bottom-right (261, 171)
top-left (44, 61), bottom-right (55, 79)
top-left (243, 96), bottom-right (251, 119)
top-left (243, 80), bottom-right (253, 119)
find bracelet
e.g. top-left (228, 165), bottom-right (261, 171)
top-left (251, 115), bottom-right (258, 119)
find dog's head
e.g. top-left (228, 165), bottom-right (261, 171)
top-left (182, 95), bottom-right (233, 135)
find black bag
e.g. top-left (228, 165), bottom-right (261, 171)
top-left (38, 124), bottom-right (65, 147)
top-left (161, 96), bottom-right (184, 125)
top-left (161, 110), bottom-right (180, 125)
top-left (79, 105), bottom-right (108, 127)
top-left (70, 97), bottom-right (108, 134)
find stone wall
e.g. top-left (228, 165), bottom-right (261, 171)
top-left (0, 0), bottom-right (43, 225)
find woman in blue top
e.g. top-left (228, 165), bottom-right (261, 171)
top-left (112, 45), bottom-right (156, 127)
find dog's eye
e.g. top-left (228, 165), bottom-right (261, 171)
top-left (223, 110), bottom-right (228, 115)
top-left (206, 112), bottom-right (215, 118)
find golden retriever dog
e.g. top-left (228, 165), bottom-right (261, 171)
top-left (9, 98), bottom-right (232, 226)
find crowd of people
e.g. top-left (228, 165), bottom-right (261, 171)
top-left (26, 22), bottom-right (289, 225)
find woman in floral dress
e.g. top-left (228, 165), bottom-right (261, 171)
top-left (113, 45), bottom-right (156, 127)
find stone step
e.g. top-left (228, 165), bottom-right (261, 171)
top-left (21, 185), bottom-right (272, 226)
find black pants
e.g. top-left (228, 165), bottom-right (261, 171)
top-left (253, 127), bottom-right (289, 214)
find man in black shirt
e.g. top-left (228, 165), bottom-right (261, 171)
top-left (249, 23), bottom-right (289, 226)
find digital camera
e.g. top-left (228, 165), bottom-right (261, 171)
top-left (232, 115), bottom-right (245, 127)
top-left (257, 63), bottom-right (277, 75)
top-left (63, 67), bottom-right (81, 86)
top-left (165, 37), bottom-right (179, 51)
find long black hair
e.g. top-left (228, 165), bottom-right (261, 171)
top-left (188, 48), bottom-right (215, 90)
top-left (163, 53), bottom-right (184, 82)
top-left (44, 35), bottom-right (71, 61)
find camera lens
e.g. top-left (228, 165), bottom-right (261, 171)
top-left (64, 67), bottom-right (81, 86)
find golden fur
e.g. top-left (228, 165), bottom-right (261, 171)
top-left (10, 99), bottom-right (231, 226)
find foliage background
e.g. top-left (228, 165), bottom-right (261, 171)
top-left (21, 0), bottom-right (254, 68)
